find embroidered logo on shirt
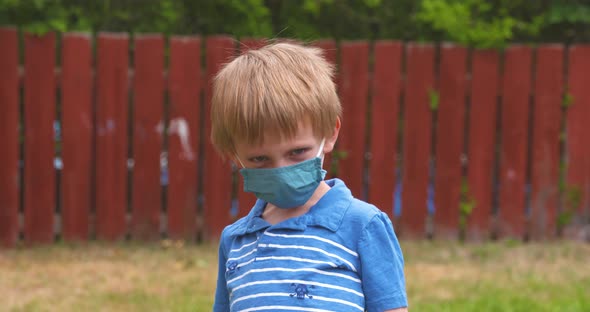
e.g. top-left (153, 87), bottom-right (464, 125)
top-left (226, 261), bottom-right (239, 274)
top-left (290, 283), bottom-right (314, 299)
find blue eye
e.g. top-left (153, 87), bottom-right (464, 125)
top-left (289, 148), bottom-right (308, 157)
top-left (249, 156), bottom-right (268, 163)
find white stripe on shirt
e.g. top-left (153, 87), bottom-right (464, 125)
top-left (228, 248), bottom-right (257, 261)
top-left (236, 258), bottom-right (256, 269)
top-left (254, 256), bottom-right (338, 268)
top-left (230, 239), bottom-right (258, 253)
top-left (263, 232), bottom-right (358, 257)
top-left (259, 243), bottom-right (357, 272)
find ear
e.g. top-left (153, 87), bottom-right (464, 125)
top-left (323, 117), bottom-right (341, 154)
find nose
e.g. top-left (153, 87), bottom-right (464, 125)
top-left (273, 158), bottom-right (292, 168)
top-left (272, 158), bottom-right (297, 168)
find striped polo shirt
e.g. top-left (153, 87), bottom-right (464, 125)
top-left (213, 178), bottom-right (407, 312)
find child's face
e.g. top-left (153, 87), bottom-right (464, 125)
top-left (233, 120), bottom-right (339, 169)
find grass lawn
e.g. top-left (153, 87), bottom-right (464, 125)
top-left (1, 239), bottom-right (589, 311)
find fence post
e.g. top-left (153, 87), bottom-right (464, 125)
top-left (23, 32), bottom-right (56, 245)
top-left (131, 35), bottom-right (165, 241)
top-left (530, 45), bottom-right (564, 240)
top-left (95, 33), bottom-right (129, 241)
top-left (467, 50), bottom-right (500, 241)
top-left (202, 36), bottom-right (235, 240)
top-left (167, 36), bottom-right (201, 241)
top-left (61, 33), bottom-right (93, 241)
top-left (338, 41), bottom-right (370, 199)
top-left (498, 46), bottom-right (533, 239)
top-left (368, 41), bottom-right (402, 221)
top-left (400, 43), bottom-right (435, 238)
top-left (434, 44), bottom-right (468, 239)
top-left (566, 45), bottom-right (590, 224)
top-left (0, 27), bottom-right (19, 247)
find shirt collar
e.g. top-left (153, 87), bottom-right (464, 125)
top-left (231, 178), bottom-right (352, 235)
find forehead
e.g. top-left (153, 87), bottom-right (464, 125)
top-left (235, 120), bottom-right (319, 155)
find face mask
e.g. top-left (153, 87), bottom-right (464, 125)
top-left (237, 139), bottom-right (327, 209)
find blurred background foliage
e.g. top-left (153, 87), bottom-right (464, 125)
top-left (0, 0), bottom-right (589, 48)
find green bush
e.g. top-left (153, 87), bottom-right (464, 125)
top-left (1, 0), bottom-right (589, 44)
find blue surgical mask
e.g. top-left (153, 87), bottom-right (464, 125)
top-left (237, 139), bottom-right (327, 209)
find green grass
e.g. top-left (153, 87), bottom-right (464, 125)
top-left (1, 241), bottom-right (217, 312)
top-left (403, 240), bottom-right (590, 311)
top-left (1, 240), bottom-right (589, 311)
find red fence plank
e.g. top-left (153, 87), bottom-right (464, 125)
top-left (401, 44), bottom-right (435, 238)
top-left (467, 50), bottom-right (500, 240)
top-left (338, 42), bottom-right (369, 198)
top-left (61, 34), bottom-right (92, 241)
top-left (131, 35), bottom-right (164, 240)
top-left (23, 33), bottom-right (56, 244)
top-left (167, 37), bottom-right (200, 240)
top-left (530, 45), bottom-right (564, 240)
top-left (203, 36), bottom-right (235, 240)
top-left (0, 28), bottom-right (19, 247)
top-left (368, 41), bottom-right (402, 220)
top-left (434, 44), bottom-right (468, 238)
top-left (95, 34), bottom-right (129, 241)
top-left (498, 46), bottom-right (532, 239)
top-left (567, 45), bottom-right (590, 216)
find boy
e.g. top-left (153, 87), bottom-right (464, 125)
top-left (211, 42), bottom-right (408, 312)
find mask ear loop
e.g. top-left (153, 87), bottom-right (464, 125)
top-left (316, 138), bottom-right (326, 158)
top-left (317, 138), bottom-right (326, 168)
top-left (235, 156), bottom-right (246, 169)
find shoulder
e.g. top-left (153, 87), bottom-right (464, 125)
top-left (337, 197), bottom-right (394, 240)
top-left (324, 179), bottom-right (385, 221)
top-left (220, 216), bottom-right (248, 238)
top-left (322, 179), bottom-right (391, 232)
top-left (348, 198), bottom-right (383, 218)
top-left (346, 197), bottom-right (388, 225)
top-left (218, 216), bottom-right (249, 250)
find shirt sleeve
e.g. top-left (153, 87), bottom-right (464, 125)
top-left (358, 212), bottom-right (408, 311)
top-left (213, 232), bottom-right (230, 312)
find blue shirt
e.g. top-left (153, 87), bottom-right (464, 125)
top-left (213, 178), bottom-right (408, 312)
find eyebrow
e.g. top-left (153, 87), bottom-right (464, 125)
top-left (245, 145), bottom-right (313, 159)
top-left (288, 145), bottom-right (313, 152)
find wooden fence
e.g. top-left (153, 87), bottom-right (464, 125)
top-left (0, 27), bottom-right (589, 247)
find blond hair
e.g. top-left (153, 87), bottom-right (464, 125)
top-left (211, 42), bottom-right (341, 157)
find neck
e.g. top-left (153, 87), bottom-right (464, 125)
top-left (262, 181), bottom-right (331, 225)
